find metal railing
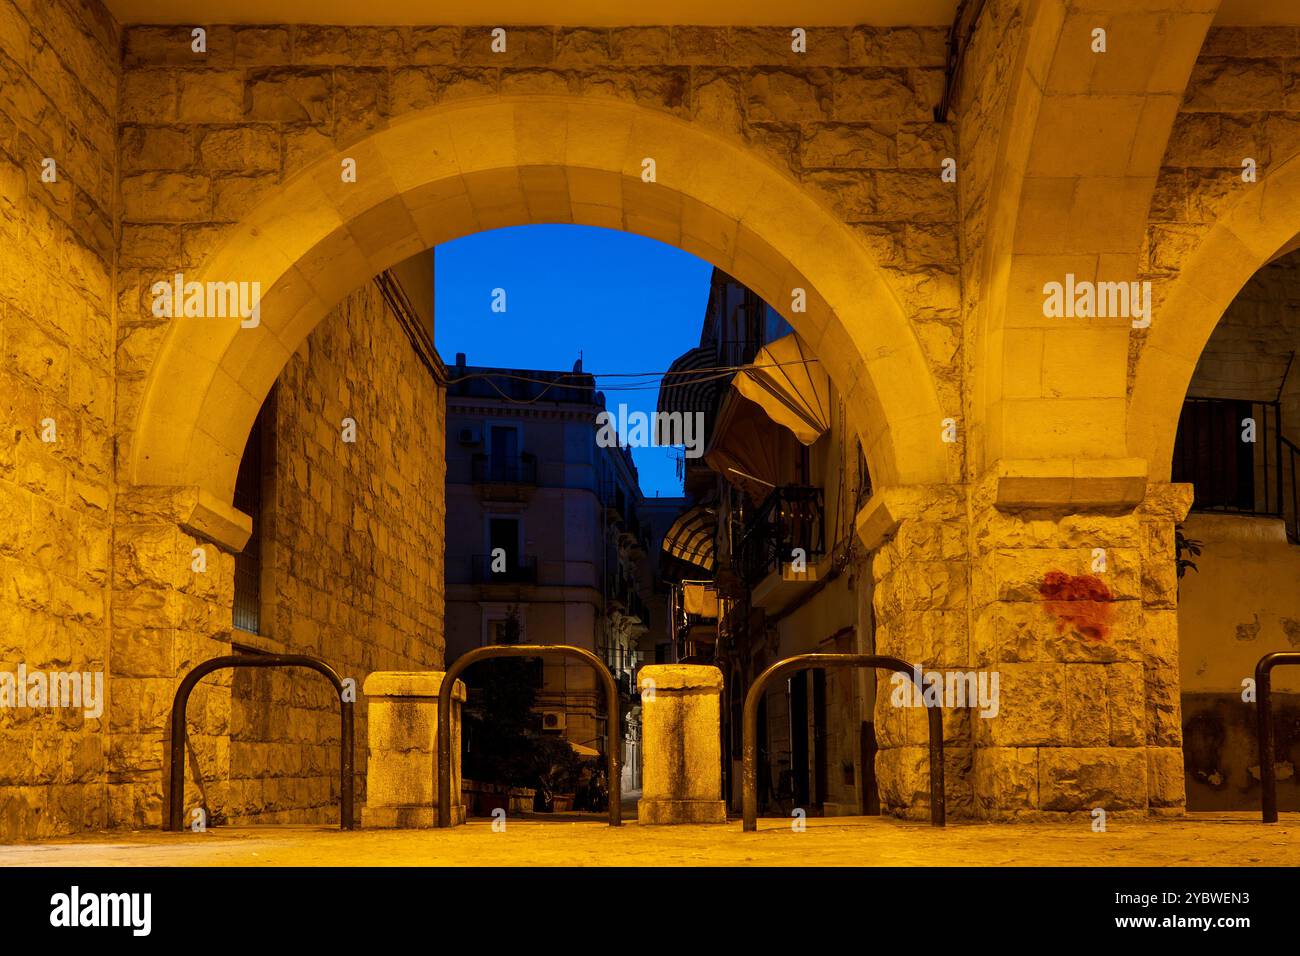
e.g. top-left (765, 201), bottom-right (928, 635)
top-left (1255, 651), bottom-right (1300, 823)
top-left (1282, 435), bottom-right (1300, 544)
top-left (1172, 397), bottom-right (1300, 541)
top-left (471, 453), bottom-right (538, 485)
top-left (608, 572), bottom-right (650, 626)
top-left (742, 653), bottom-right (944, 831)
top-left (738, 485), bottom-right (826, 583)
top-left (667, 580), bottom-right (724, 663)
top-left (166, 654), bottom-right (354, 831)
top-left (438, 644), bottom-right (621, 827)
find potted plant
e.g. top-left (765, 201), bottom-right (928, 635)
top-left (532, 736), bottom-right (583, 812)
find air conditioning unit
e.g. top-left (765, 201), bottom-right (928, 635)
top-left (541, 710), bottom-right (566, 731)
top-left (458, 425), bottom-right (483, 445)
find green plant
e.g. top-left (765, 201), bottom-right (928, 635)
top-left (1175, 524), bottom-right (1202, 579)
top-left (532, 736), bottom-right (585, 806)
top-left (461, 606), bottom-right (545, 789)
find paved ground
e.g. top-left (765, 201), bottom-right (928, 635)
top-left (2, 812), bottom-right (1297, 867)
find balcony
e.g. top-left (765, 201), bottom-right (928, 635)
top-left (669, 581), bottom-right (720, 663)
top-left (470, 553), bottom-right (538, 584)
top-left (471, 453), bottom-right (538, 501)
top-left (608, 572), bottom-right (650, 628)
top-left (738, 485), bottom-right (826, 583)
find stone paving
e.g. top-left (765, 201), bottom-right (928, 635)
top-left (2, 813), bottom-right (1296, 867)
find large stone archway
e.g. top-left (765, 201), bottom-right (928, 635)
top-left (1129, 150), bottom-right (1300, 479)
top-left (965, 0), bottom-right (1217, 483)
top-left (128, 94), bottom-right (948, 538)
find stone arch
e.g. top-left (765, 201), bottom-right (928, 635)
top-left (968, 0), bottom-right (1215, 478)
top-left (1129, 149), bottom-right (1300, 480)
top-left (129, 94), bottom-right (947, 530)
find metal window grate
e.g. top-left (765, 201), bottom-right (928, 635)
top-left (232, 401), bottom-right (266, 634)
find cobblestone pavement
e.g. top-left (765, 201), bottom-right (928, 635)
top-left (2, 813), bottom-right (1297, 867)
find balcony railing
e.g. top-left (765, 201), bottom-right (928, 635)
top-left (737, 485), bottom-right (826, 583)
top-left (1173, 397), bottom-right (1300, 542)
top-left (471, 453), bottom-right (538, 485)
top-left (668, 580), bottom-right (721, 663)
top-left (470, 554), bottom-right (538, 584)
top-left (608, 573), bottom-right (650, 627)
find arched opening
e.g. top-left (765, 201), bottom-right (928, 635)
top-left (434, 223), bottom-right (881, 820)
top-left (1166, 246), bottom-right (1300, 813)
top-left (131, 95), bottom-right (943, 828)
top-left (1129, 152), bottom-right (1300, 477)
top-left (1123, 147), bottom-right (1300, 815)
top-left (129, 95), bottom-right (948, 517)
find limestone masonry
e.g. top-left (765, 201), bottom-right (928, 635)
top-left (3, 0), bottom-right (1300, 839)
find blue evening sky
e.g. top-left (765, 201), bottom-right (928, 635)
top-left (434, 224), bottom-right (711, 498)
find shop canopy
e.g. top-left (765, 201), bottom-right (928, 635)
top-left (704, 390), bottom-right (790, 502)
top-left (731, 332), bottom-right (830, 445)
top-left (661, 504), bottom-right (717, 572)
top-left (656, 344), bottom-right (723, 431)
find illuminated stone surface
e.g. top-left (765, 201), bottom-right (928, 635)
top-left (6, 0), bottom-right (1300, 842)
top-left (362, 672), bottom-right (466, 829)
top-left (1, 814), bottom-right (1296, 867)
top-left (638, 665), bottom-right (727, 825)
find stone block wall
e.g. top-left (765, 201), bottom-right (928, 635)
top-left (963, 482), bottom-right (1189, 820)
top-left (110, 22), bottom-right (963, 462)
top-left (1140, 26), bottom-right (1300, 388)
top-left (0, 0), bottom-right (118, 841)
top-left (12, 2), bottom-right (1300, 837)
top-left (870, 487), bottom-right (972, 819)
top-left (221, 278), bottom-right (445, 824)
top-left (869, 477), bottom-right (1189, 821)
top-left (956, 0), bottom-right (1023, 475)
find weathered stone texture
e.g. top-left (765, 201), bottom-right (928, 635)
top-left (217, 280), bottom-right (445, 825)
top-left (15, 2), bottom-right (1296, 840)
top-left (108, 22), bottom-right (961, 445)
top-left (141, 279), bottom-right (446, 830)
top-left (0, 0), bottom-right (118, 841)
top-left (1136, 26), bottom-right (1300, 391)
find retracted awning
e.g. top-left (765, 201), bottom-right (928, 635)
top-left (656, 344), bottom-right (723, 434)
top-left (704, 390), bottom-right (791, 502)
top-left (732, 333), bottom-right (830, 445)
top-left (661, 504), bottom-right (716, 572)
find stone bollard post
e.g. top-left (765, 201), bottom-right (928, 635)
top-left (638, 664), bottom-right (728, 824)
top-left (361, 671), bottom-right (466, 828)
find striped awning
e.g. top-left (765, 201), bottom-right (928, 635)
top-left (657, 344), bottom-right (723, 435)
top-left (732, 333), bottom-right (830, 445)
top-left (661, 505), bottom-right (716, 572)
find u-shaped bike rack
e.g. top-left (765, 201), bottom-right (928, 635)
top-left (438, 644), bottom-right (622, 827)
top-left (1256, 651), bottom-right (1300, 823)
top-left (166, 654), bottom-right (355, 831)
top-left (742, 653), bottom-right (945, 831)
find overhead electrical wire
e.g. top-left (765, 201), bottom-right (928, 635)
top-left (445, 358), bottom-right (821, 392)
top-left (443, 357), bottom-right (824, 405)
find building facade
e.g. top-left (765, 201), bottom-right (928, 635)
top-left (443, 356), bottom-right (655, 795)
top-left (658, 268), bottom-right (876, 816)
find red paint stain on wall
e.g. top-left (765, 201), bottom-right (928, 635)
top-left (1039, 571), bottom-right (1115, 642)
